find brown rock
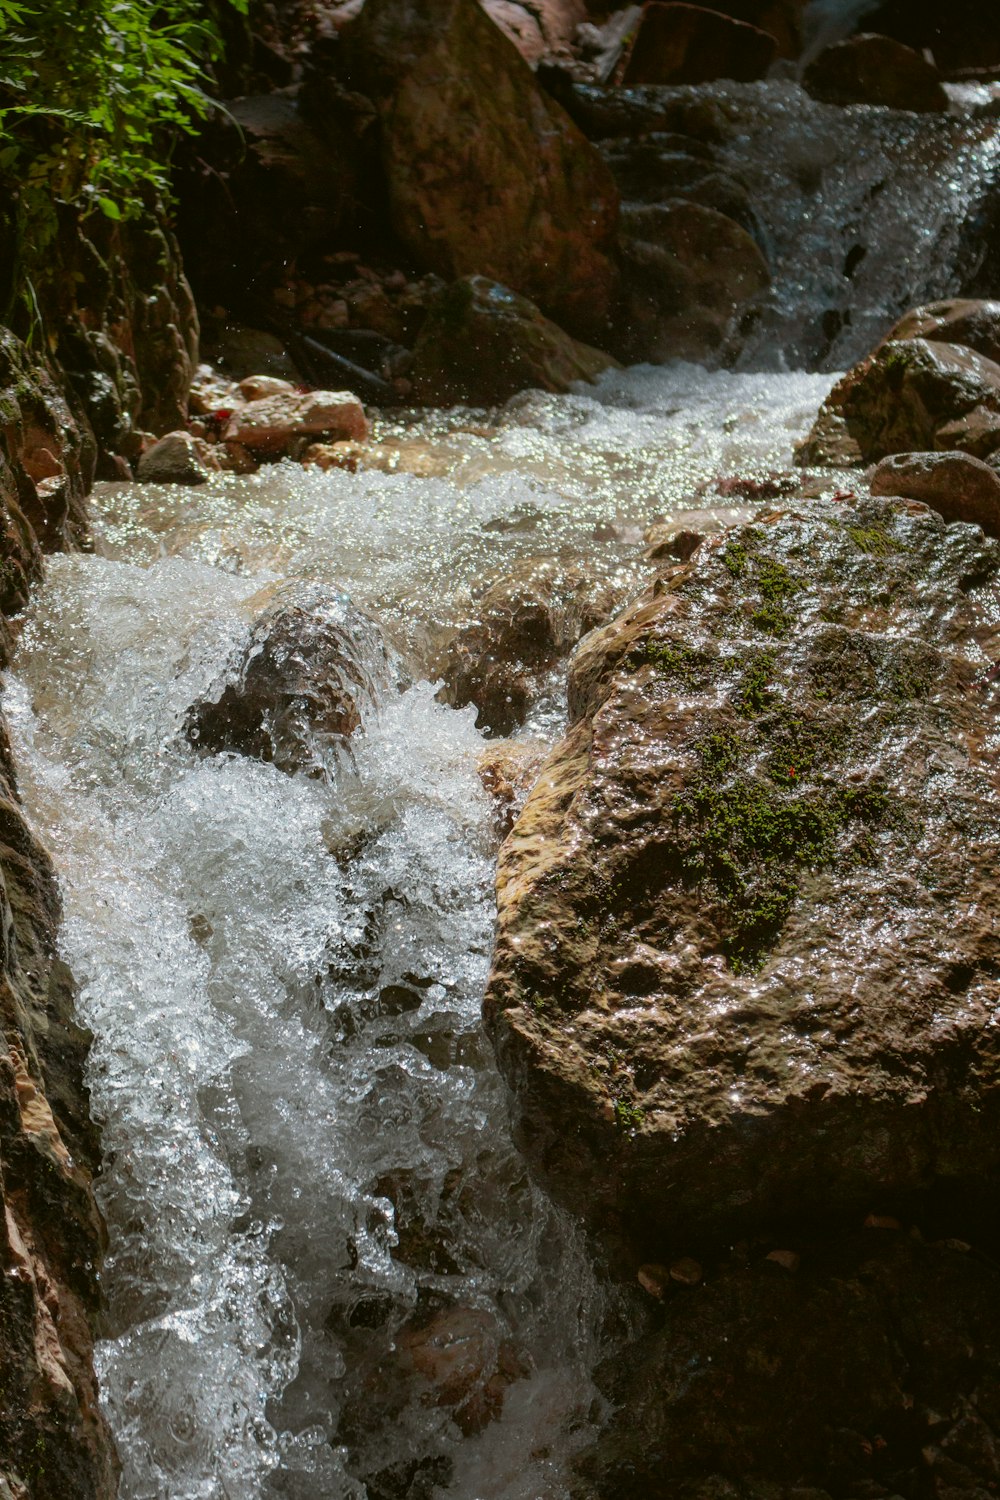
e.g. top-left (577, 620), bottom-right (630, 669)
top-left (870, 451), bottom-right (1000, 537)
top-left (766, 1248), bottom-right (801, 1270)
top-left (484, 497), bottom-right (1000, 1256)
top-left (803, 34), bottom-right (947, 112)
top-left (638, 1261), bottom-right (673, 1298)
top-left (237, 374), bottom-right (297, 402)
top-left (670, 1256), bottom-right (704, 1286)
top-left (343, 0), bottom-right (620, 340)
top-left (800, 339), bottom-right (1000, 467)
top-left (883, 299), bottom-right (1000, 365)
top-left (223, 390), bottom-right (369, 455)
top-left (0, 714), bottom-right (117, 1497)
top-left (410, 276), bottom-right (618, 406)
top-left (185, 581), bottom-right (403, 775)
top-left (620, 3), bottom-right (778, 85)
top-left (438, 558), bottom-right (627, 735)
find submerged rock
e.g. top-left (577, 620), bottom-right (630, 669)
top-left (186, 582), bottom-right (402, 775)
top-left (438, 557), bottom-right (628, 735)
top-left (409, 276), bottom-right (618, 406)
top-left (620, 2), bottom-right (778, 85)
top-left (343, 0), bottom-right (620, 341)
top-left (870, 450), bottom-right (1000, 536)
top-left (800, 338), bottom-right (1000, 465)
top-left (803, 33), bottom-right (947, 112)
top-left (484, 496), bottom-right (1000, 1256)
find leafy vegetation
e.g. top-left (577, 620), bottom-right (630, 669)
top-left (0, 0), bottom-right (245, 268)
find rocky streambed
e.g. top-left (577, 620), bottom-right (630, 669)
top-left (3, 4), bottom-right (1000, 1497)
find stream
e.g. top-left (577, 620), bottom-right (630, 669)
top-left (5, 74), bottom-right (1000, 1500)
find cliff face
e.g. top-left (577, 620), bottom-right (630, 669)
top-left (0, 198), bottom-right (200, 1497)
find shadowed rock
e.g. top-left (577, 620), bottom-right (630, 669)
top-left (803, 33), bottom-right (947, 112)
top-left (484, 497), bottom-right (1000, 1258)
top-left (620, 3), bottom-right (778, 85)
top-left (409, 276), bottom-right (618, 406)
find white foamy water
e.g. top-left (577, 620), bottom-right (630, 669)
top-left (4, 365), bottom-right (839, 1499)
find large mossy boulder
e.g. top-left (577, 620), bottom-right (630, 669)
top-left (484, 496), bottom-right (1000, 1259)
top-left (409, 276), bottom-right (618, 406)
top-left (342, 0), bottom-right (620, 341)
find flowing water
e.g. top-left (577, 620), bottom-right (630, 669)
top-left (5, 74), bottom-right (1000, 1500)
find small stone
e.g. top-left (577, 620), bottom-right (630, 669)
top-left (237, 374), bottom-right (297, 402)
top-left (223, 390), bottom-right (369, 456)
top-left (638, 1262), bottom-right (673, 1299)
top-left (766, 1249), bottom-right (801, 1272)
top-left (933, 1237), bottom-right (972, 1252)
top-left (864, 1214), bottom-right (902, 1230)
top-left (136, 430), bottom-right (214, 486)
top-left (669, 1257), bottom-right (703, 1286)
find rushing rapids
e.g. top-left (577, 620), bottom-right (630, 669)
top-left (4, 69), bottom-right (1000, 1500)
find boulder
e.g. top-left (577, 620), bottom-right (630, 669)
top-left (857, 0), bottom-right (1000, 73)
top-left (800, 338), bottom-right (1000, 466)
top-left (620, 3), bottom-right (778, 85)
top-left (870, 450), bottom-right (1000, 537)
top-left (342, 0), bottom-right (620, 341)
top-left (185, 582), bottom-right (402, 776)
top-left (617, 200), bottom-right (770, 362)
top-left (883, 298), bottom-right (1000, 365)
top-left (409, 276), bottom-right (618, 406)
top-left (136, 431), bottom-right (218, 486)
top-left (803, 33), bottom-right (947, 112)
top-left (484, 496), bottom-right (1000, 1257)
top-left (438, 558), bottom-right (627, 735)
top-left (222, 389), bottom-right (369, 455)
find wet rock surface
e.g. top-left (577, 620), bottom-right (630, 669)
top-left (409, 276), bottom-right (618, 405)
top-left (884, 298), bottom-right (1000, 365)
top-left (186, 580), bottom-right (403, 775)
top-left (484, 496), bottom-right (1000, 1257)
top-left (803, 34), bottom-right (947, 113)
top-left (0, 717), bottom-right (116, 1499)
top-left (801, 338), bottom-right (1000, 466)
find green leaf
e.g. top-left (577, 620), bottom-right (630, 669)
top-left (97, 194), bottom-right (120, 219)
